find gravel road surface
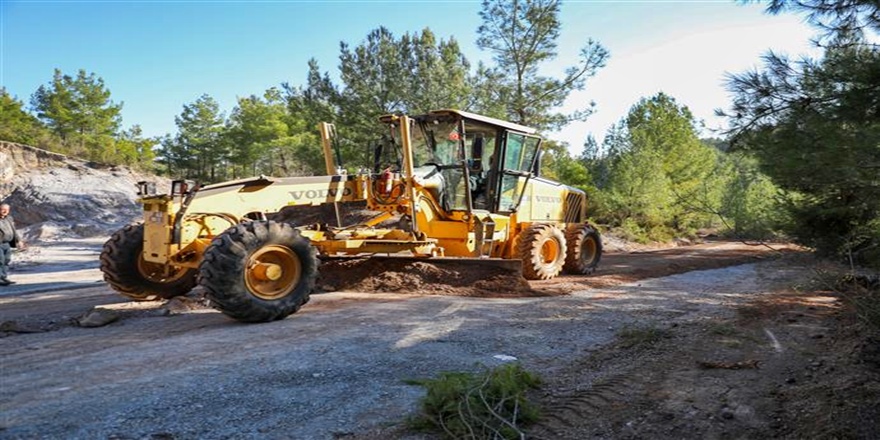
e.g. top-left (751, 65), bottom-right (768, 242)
top-left (0, 242), bottom-right (799, 439)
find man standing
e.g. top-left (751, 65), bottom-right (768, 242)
top-left (0, 203), bottom-right (25, 285)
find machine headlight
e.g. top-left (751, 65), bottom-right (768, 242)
top-left (171, 179), bottom-right (196, 196)
top-left (137, 181), bottom-right (157, 196)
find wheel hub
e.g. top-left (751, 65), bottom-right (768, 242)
top-left (245, 245), bottom-right (302, 300)
top-left (583, 238), bottom-right (597, 261)
top-left (137, 257), bottom-right (188, 283)
top-left (252, 263), bottom-right (283, 281)
top-left (541, 239), bottom-right (560, 264)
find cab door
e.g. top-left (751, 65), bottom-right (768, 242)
top-left (491, 131), bottom-right (541, 213)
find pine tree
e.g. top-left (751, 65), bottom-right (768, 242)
top-left (476, 0), bottom-right (608, 130)
top-left (172, 94), bottom-right (226, 182)
top-left (31, 69), bottom-right (122, 160)
top-left (603, 94), bottom-right (721, 239)
top-left (0, 88), bottom-right (49, 146)
top-left (723, 0), bottom-right (880, 265)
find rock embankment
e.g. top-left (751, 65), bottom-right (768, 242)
top-left (0, 141), bottom-right (163, 241)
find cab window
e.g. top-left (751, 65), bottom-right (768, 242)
top-left (498, 133), bottom-right (541, 212)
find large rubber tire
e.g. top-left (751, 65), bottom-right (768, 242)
top-left (563, 224), bottom-right (603, 275)
top-left (199, 221), bottom-right (317, 323)
top-left (100, 224), bottom-right (197, 301)
top-left (517, 224), bottom-right (567, 280)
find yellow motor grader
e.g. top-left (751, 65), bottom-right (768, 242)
top-left (100, 109), bottom-right (601, 322)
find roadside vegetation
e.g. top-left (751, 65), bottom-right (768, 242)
top-left (827, 272), bottom-right (880, 335)
top-left (1, 0), bottom-right (878, 268)
top-left (406, 363), bottom-right (542, 440)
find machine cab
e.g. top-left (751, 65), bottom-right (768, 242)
top-left (382, 109), bottom-right (543, 215)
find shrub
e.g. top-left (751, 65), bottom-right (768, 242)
top-left (406, 363), bottom-right (542, 439)
top-left (835, 273), bottom-right (880, 334)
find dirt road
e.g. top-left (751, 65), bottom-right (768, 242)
top-left (2, 241), bottom-right (876, 439)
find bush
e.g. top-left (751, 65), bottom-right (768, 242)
top-left (613, 218), bottom-right (650, 244)
top-left (406, 363), bottom-right (542, 439)
top-left (789, 201), bottom-right (880, 269)
top-left (835, 273), bottom-right (880, 333)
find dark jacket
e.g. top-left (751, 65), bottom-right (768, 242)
top-left (0, 215), bottom-right (21, 247)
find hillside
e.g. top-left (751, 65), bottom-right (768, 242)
top-left (0, 141), bottom-right (162, 242)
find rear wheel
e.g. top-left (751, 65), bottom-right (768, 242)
top-left (563, 224), bottom-right (602, 275)
top-left (100, 224), bottom-right (197, 300)
top-left (199, 221), bottom-right (317, 323)
top-left (518, 224), bottom-right (567, 280)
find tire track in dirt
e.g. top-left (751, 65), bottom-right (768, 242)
top-left (531, 374), bottom-right (640, 438)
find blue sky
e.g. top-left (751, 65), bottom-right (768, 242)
top-left (1, 1), bottom-right (818, 152)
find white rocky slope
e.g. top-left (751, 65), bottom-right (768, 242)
top-left (0, 141), bottom-right (166, 292)
top-left (0, 141), bottom-right (162, 242)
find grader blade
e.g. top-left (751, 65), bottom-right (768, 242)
top-left (317, 255), bottom-right (531, 296)
top-left (410, 256), bottom-right (522, 274)
top-left (320, 255), bottom-right (523, 274)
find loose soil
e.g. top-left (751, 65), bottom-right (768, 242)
top-left (318, 257), bottom-right (538, 297)
top-left (317, 241), bottom-right (798, 298)
top-left (1, 241), bottom-right (878, 440)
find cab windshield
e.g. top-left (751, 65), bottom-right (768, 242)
top-left (411, 118), bottom-right (462, 167)
top-left (414, 116), bottom-right (500, 211)
top-left (383, 114), bottom-right (501, 212)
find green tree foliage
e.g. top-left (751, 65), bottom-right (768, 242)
top-left (340, 27), bottom-right (472, 167)
top-left (336, 26), bottom-right (409, 141)
top-left (114, 125), bottom-right (157, 170)
top-left (287, 27), bottom-right (474, 171)
top-left (763, 0), bottom-right (879, 40)
top-left (406, 29), bottom-right (472, 113)
top-left (30, 69), bottom-right (122, 161)
top-left (337, 27), bottom-right (471, 117)
top-left (285, 59), bottom-right (351, 172)
top-left (155, 134), bottom-right (190, 177)
top-left (724, 0), bottom-right (880, 266)
top-left (0, 88), bottom-right (50, 146)
top-left (285, 59), bottom-right (338, 130)
top-left (466, 62), bottom-right (509, 120)
top-left (715, 152), bottom-right (786, 239)
top-left (539, 140), bottom-right (593, 192)
top-left (407, 363), bottom-right (542, 439)
top-left (476, 0), bottom-right (609, 130)
top-left (165, 94), bottom-right (227, 182)
top-left (599, 94), bottom-right (721, 241)
top-left (226, 88), bottom-right (319, 177)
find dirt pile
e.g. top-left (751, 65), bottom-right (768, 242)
top-left (318, 256), bottom-right (546, 297)
top-left (0, 141), bottom-right (164, 242)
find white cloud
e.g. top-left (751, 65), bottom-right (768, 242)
top-left (550, 16), bottom-right (819, 152)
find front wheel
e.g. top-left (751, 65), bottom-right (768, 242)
top-left (563, 224), bottom-right (602, 275)
top-left (518, 224), bottom-right (567, 280)
top-left (100, 224), bottom-right (197, 300)
top-left (199, 221), bottom-right (317, 322)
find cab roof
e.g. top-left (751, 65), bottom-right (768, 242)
top-left (428, 109), bottom-right (538, 135)
top-left (380, 109), bottom-right (538, 135)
